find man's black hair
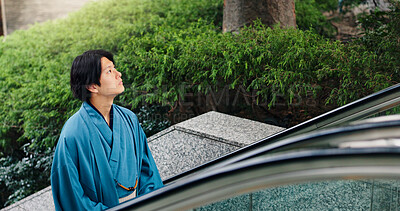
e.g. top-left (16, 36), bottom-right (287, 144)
top-left (70, 50), bottom-right (114, 101)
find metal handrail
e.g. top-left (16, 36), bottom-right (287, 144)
top-left (164, 83), bottom-right (400, 184)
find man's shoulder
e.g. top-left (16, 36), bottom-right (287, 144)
top-left (65, 110), bottom-right (86, 127)
top-left (114, 105), bottom-right (138, 120)
top-left (59, 109), bottom-right (89, 139)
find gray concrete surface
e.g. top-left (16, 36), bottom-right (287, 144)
top-left (3, 0), bottom-right (95, 35)
top-left (174, 111), bottom-right (284, 147)
top-left (148, 111), bottom-right (283, 180)
top-left (1, 111), bottom-right (284, 211)
top-left (1, 187), bottom-right (54, 211)
top-left (148, 128), bottom-right (239, 180)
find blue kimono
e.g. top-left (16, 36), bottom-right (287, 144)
top-left (51, 102), bottom-right (163, 210)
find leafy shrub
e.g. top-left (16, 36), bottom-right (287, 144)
top-left (340, 0), bottom-right (368, 10)
top-left (295, 0), bottom-right (338, 38)
top-left (135, 105), bottom-right (171, 136)
top-left (0, 0), bottom-right (223, 152)
top-left (0, 142), bottom-right (52, 206)
top-left (118, 19), bottom-right (391, 110)
top-left (356, 0), bottom-right (400, 75)
top-left (315, 0), bottom-right (339, 11)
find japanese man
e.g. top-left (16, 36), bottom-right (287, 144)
top-left (51, 50), bottom-right (163, 210)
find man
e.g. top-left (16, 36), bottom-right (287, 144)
top-left (51, 50), bottom-right (163, 210)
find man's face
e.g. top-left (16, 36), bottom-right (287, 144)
top-left (95, 57), bottom-right (124, 97)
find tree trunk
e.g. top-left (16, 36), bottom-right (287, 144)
top-left (223, 0), bottom-right (296, 33)
top-left (0, 0), bottom-right (4, 36)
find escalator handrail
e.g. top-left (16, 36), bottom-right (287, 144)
top-left (163, 83), bottom-right (400, 184)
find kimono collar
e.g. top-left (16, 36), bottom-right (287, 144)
top-left (82, 102), bottom-right (113, 147)
top-left (86, 101), bottom-right (114, 131)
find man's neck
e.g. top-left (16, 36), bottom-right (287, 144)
top-left (89, 96), bottom-right (114, 126)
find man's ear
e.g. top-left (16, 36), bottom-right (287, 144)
top-left (86, 84), bottom-right (99, 93)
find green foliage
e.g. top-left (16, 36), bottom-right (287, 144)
top-left (0, 142), bottom-right (52, 206)
top-left (0, 0), bottom-right (223, 151)
top-left (119, 19), bottom-right (392, 110)
top-left (315, 0), bottom-right (339, 11)
top-left (341, 0), bottom-right (368, 8)
top-left (356, 0), bottom-right (400, 75)
top-left (135, 105), bottom-right (171, 137)
top-left (295, 0), bottom-right (338, 38)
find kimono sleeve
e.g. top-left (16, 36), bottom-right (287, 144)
top-left (134, 116), bottom-right (164, 196)
top-left (51, 137), bottom-right (108, 211)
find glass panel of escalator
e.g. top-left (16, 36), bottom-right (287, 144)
top-left (194, 179), bottom-right (400, 211)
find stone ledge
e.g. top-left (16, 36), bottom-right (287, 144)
top-left (149, 111), bottom-right (284, 147)
top-left (1, 186), bottom-right (53, 211)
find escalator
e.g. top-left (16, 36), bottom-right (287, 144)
top-left (109, 83), bottom-right (400, 210)
top-left (165, 83), bottom-right (400, 183)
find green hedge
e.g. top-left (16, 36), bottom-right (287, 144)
top-left (0, 0), bottom-right (398, 207)
top-left (118, 19), bottom-right (394, 110)
top-left (295, 0), bottom-right (337, 38)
